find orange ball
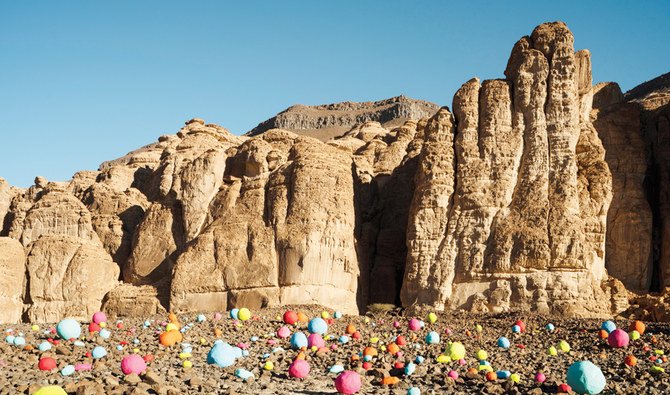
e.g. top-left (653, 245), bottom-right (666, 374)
top-left (297, 312), bottom-right (308, 323)
top-left (598, 329), bottom-right (609, 340)
top-left (168, 312), bottom-right (178, 324)
top-left (296, 352), bottom-right (306, 360)
top-left (346, 324), bottom-right (356, 335)
top-left (387, 343), bottom-right (400, 355)
top-left (630, 320), bottom-right (646, 335)
top-left (363, 347), bottom-right (378, 357)
top-left (214, 328), bottom-right (222, 338)
top-left (159, 329), bottom-right (182, 346)
top-left (381, 376), bottom-right (400, 386)
top-left (625, 355), bottom-right (637, 366)
top-left (486, 371), bottom-right (497, 381)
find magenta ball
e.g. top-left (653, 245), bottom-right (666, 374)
top-left (121, 354), bottom-right (146, 375)
top-left (277, 326), bottom-right (291, 338)
top-left (535, 372), bottom-right (546, 383)
top-left (608, 329), bottom-right (630, 348)
top-left (307, 333), bottom-right (325, 348)
top-left (408, 318), bottom-right (421, 331)
top-left (335, 370), bottom-right (362, 394)
top-left (289, 359), bottom-right (310, 378)
top-left (92, 311), bottom-right (107, 324)
top-left (448, 370), bottom-right (459, 380)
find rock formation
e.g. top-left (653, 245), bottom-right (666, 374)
top-left (1, 21), bottom-right (670, 323)
top-left (246, 96), bottom-right (439, 141)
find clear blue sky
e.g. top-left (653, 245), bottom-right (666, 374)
top-left (1, 1), bottom-right (668, 187)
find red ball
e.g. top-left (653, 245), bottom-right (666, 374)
top-left (608, 329), bottom-right (630, 348)
top-left (514, 320), bottom-right (526, 333)
top-left (352, 332), bottom-right (362, 340)
top-left (394, 361), bottom-right (404, 369)
top-left (396, 336), bottom-right (407, 346)
top-left (143, 354), bottom-right (155, 363)
top-left (362, 361), bottom-right (372, 370)
top-left (283, 311), bottom-right (298, 325)
top-left (38, 357), bottom-right (57, 371)
top-left (88, 322), bottom-right (101, 333)
top-left (558, 383), bottom-right (572, 393)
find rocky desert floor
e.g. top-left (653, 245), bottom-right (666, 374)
top-left (2, 305), bottom-right (670, 394)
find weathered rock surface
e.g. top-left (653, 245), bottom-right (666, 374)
top-left (2, 21), bottom-right (670, 322)
top-left (247, 96), bottom-right (439, 141)
top-left (0, 237), bottom-right (26, 323)
top-left (400, 22), bottom-right (624, 317)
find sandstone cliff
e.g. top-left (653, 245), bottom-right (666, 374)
top-left (2, 22), bottom-right (669, 323)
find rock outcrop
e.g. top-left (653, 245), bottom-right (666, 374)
top-left (2, 21), bottom-right (670, 323)
top-left (400, 22), bottom-right (625, 317)
top-left (247, 96), bottom-right (439, 141)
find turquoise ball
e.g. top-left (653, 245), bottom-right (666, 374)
top-left (567, 361), bottom-right (606, 395)
top-left (57, 318), bottom-right (81, 340)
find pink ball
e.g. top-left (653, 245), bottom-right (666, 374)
top-left (214, 312), bottom-right (222, 320)
top-left (458, 358), bottom-right (467, 365)
top-left (535, 372), bottom-right (546, 383)
top-left (92, 311), bottom-right (107, 324)
top-left (277, 326), bottom-right (291, 338)
top-left (408, 318), bottom-right (421, 331)
top-left (75, 363), bottom-right (92, 371)
top-left (289, 359), bottom-right (310, 378)
top-left (121, 354), bottom-right (146, 375)
top-left (308, 333), bottom-right (325, 348)
top-left (393, 321), bottom-right (400, 328)
top-left (448, 370), bottom-right (459, 380)
top-left (335, 370), bottom-right (362, 394)
top-left (608, 329), bottom-right (630, 348)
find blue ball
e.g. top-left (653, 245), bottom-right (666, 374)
top-left (497, 370), bottom-right (511, 379)
top-left (290, 332), bottom-right (308, 349)
top-left (566, 360), bottom-right (606, 395)
top-left (408, 387), bottom-right (421, 395)
top-left (601, 321), bottom-right (616, 334)
top-left (334, 311), bottom-right (342, 319)
top-left (230, 308), bottom-right (239, 320)
top-left (207, 340), bottom-right (242, 368)
top-left (415, 355), bottom-right (425, 364)
top-left (546, 323), bottom-right (555, 331)
top-left (497, 336), bottom-right (511, 349)
top-left (13, 336), bottom-right (25, 347)
top-left (197, 314), bottom-right (206, 322)
top-left (425, 331), bottom-right (440, 344)
top-left (99, 328), bottom-right (111, 339)
top-left (60, 365), bottom-right (75, 376)
top-left (57, 318), bottom-right (81, 340)
top-left (92, 346), bottom-right (107, 359)
top-left (512, 324), bottom-right (521, 333)
top-left (339, 335), bottom-right (349, 344)
top-left (405, 362), bottom-right (417, 375)
top-left (38, 341), bottom-right (52, 352)
top-left (308, 317), bottom-right (328, 335)
top-left (5, 335), bottom-right (14, 344)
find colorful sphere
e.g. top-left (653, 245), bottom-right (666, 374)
top-left (425, 331), bottom-right (440, 344)
top-left (277, 326), bottom-right (291, 338)
top-left (121, 354), bottom-right (146, 375)
top-left (38, 357), bottom-right (57, 371)
top-left (497, 337), bottom-right (510, 349)
top-left (283, 310), bottom-right (298, 325)
top-left (408, 318), bottom-right (422, 331)
top-left (447, 342), bottom-right (466, 360)
top-left (630, 320), bottom-right (646, 335)
top-left (535, 372), bottom-right (546, 383)
top-left (33, 386), bottom-right (67, 395)
top-left (289, 359), bottom-right (310, 378)
top-left (307, 333), bottom-right (325, 349)
top-left (601, 320), bottom-right (616, 334)
top-left (476, 349), bottom-right (488, 361)
top-left (230, 308), bottom-right (239, 319)
top-left (92, 312), bottom-right (107, 324)
top-left (290, 332), bottom-right (308, 349)
top-left (91, 346), bottom-right (107, 359)
top-left (238, 308), bottom-right (251, 321)
top-left (630, 330), bottom-right (640, 341)
top-left (447, 370), bottom-right (458, 380)
top-left (608, 329), bottom-right (630, 348)
top-left (559, 340), bottom-right (571, 353)
top-left (207, 341), bottom-right (242, 368)
top-left (56, 318), bottom-right (81, 340)
top-left (625, 355), bottom-right (637, 366)
top-left (512, 325), bottom-right (521, 333)
top-left (334, 370), bottom-right (362, 394)
top-left (566, 361), bottom-right (606, 395)
top-left (308, 318), bottom-right (328, 335)
top-left (514, 320), bottom-right (526, 332)
top-left (427, 312), bottom-right (438, 324)
top-left (546, 323), bottom-right (556, 331)
top-left (408, 387), bottom-right (421, 395)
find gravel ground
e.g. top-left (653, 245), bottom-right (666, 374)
top-left (1, 305), bottom-right (670, 394)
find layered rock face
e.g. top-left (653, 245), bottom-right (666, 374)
top-left (400, 22), bottom-right (626, 317)
top-left (2, 21), bottom-right (669, 322)
top-left (246, 96), bottom-right (439, 141)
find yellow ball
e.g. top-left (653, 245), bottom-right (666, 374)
top-left (478, 364), bottom-right (493, 372)
top-left (476, 324), bottom-right (483, 333)
top-left (380, 345), bottom-right (386, 352)
top-left (99, 322), bottom-right (107, 328)
top-left (364, 317), bottom-right (370, 324)
top-left (179, 352), bottom-right (192, 359)
top-left (321, 311), bottom-right (330, 319)
top-left (510, 373), bottom-right (520, 383)
top-left (34, 386), bottom-right (67, 395)
top-left (183, 360), bottom-right (193, 368)
top-left (200, 338), bottom-right (207, 345)
top-left (427, 312), bottom-right (437, 324)
top-left (238, 308), bottom-right (251, 321)
top-left (166, 323), bottom-right (178, 332)
top-left (31, 325), bottom-right (39, 331)
top-left (476, 349), bottom-right (488, 361)
top-left (132, 348), bottom-right (140, 354)
top-left (370, 337), bottom-right (379, 344)
top-left (548, 346), bottom-right (558, 356)
top-left (436, 354), bottom-right (451, 363)
top-left (447, 342), bottom-right (466, 360)
top-left (311, 346), bottom-right (318, 352)
top-left (630, 330), bottom-right (640, 340)
top-left (558, 340), bottom-right (570, 353)
top-left (264, 361), bottom-right (274, 370)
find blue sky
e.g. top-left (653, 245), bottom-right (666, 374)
top-left (1, 1), bottom-right (668, 187)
